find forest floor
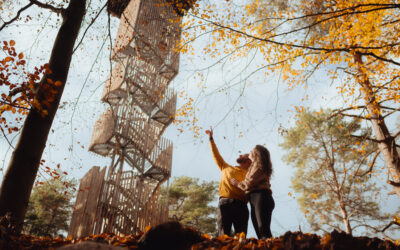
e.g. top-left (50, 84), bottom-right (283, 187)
top-left (0, 222), bottom-right (398, 249)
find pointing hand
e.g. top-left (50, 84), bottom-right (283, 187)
top-left (205, 126), bottom-right (213, 139)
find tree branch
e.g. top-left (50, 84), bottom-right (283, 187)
top-left (268, 7), bottom-right (400, 43)
top-left (73, 3), bottom-right (107, 54)
top-left (387, 180), bottom-right (400, 187)
top-left (349, 134), bottom-right (383, 143)
top-left (362, 51), bottom-right (400, 66)
top-left (285, 4), bottom-right (400, 22)
top-left (0, 100), bottom-right (31, 111)
top-left (0, 127), bottom-right (14, 149)
top-left (0, 2), bottom-right (34, 31)
top-left (356, 150), bottom-right (380, 177)
top-left (381, 221), bottom-right (400, 233)
top-left (0, 0), bottom-right (67, 32)
top-left (392, 130), bottom-right (400, 139)
top-left (330, 106), bottom-right (366, 117)
top-left (382, 110), bottom-right (399, 119)
top-left (192, 8), bottom-right (400, 58)
top-left (379, 105), bottom-right (400, 112)
top-left (30, 0), bottom-right (65, 16)
top-left (335, 112), bottom-right (372, 121)
top-left (372, 76), bottom-right (400, 91)
top-left (351, 223), bottom-right (377, 232)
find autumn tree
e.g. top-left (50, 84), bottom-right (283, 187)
top-left (22, 178), bottom-right (76, 237)
top-left (160, 176), bottom-right (218, 236)
top-left (280, 109), bottom-right (394, 236)
top-left (0, 41), bottom-right (47, 141)
top-left (0, 0), bottom-right (200, 234)
top-left (180, 0), bottom-right (400, 197)
top-left (0, 0), bottom-right (86, 232)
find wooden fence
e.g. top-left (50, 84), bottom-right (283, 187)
top-left (92, 170), bottom-right (168, 235)
top-left (68, 166), bottom-right (106, 238)
top-left (68, 167), bottom-right (168, 238)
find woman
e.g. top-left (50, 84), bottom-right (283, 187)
top-left (230, 145), bottom-right (274, 239)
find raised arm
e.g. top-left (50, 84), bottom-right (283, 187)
top-left (207, 128), bottom-right (230, 171)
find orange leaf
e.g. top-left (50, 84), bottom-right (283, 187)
top-left (54, 81), bottom-right (62, 86)
top-left (10, 40), bottom-right (15, 46)
top-left (18, 53), bottom-right (23, 59)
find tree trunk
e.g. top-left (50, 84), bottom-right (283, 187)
top-left (0, 0), bottom-right (86, 233)
top-left (328, 160), bottom-right (353, 235)
top-left (354, 53), bottom-right (400, 198)
top-left (47, 205), bottom-right (58, 237)
top-left (338, 197), bottom-right (352, 235)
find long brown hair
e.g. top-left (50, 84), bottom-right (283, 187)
top-left (252, 145), bottom-right (273, 178)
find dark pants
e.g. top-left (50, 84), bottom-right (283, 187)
top-left (217, 197), bottom-right (249, 236)
top-left (248, 189), bottom-right (274, 239)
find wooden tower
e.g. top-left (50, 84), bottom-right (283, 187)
top-left (68, 0), bottom-right (189, 238)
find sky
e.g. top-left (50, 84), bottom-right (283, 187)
top-left (0, 0), bottom-right (399, 239)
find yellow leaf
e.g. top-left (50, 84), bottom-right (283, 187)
top-left (394, 215), bottom-right (400, 224)
top-left (202, 233), bottom-right (211, 239)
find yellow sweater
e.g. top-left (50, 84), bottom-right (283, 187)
top-left (210, 139), bottom-right (247, 202)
